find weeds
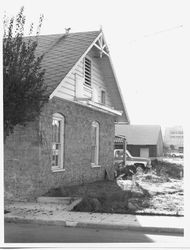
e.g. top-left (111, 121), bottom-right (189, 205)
top-left (151, 159), bottom-right (183, 179)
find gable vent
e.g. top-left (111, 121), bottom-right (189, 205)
top-left (84, 57), bottom-right (91, 86)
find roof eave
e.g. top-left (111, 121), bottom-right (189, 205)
top-left (48, 30), bottom-right (130, 124)
top-left (101, 31), bottom-right (130, 124)
top-left (49, 31), bottom-right (102, 99)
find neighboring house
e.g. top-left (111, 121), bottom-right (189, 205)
top-left (4, 30), bottom-right (130, 201)
top-left (115, 125), bottom-right (163, 158)
top-left (164, 126), bottom-right (183, 152)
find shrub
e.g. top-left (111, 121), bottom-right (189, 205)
top-left (73, 196), bottom-right (102, 212)
top-left (151, 160), bottom-right (183, 179)
top-left (73, 188), bottom-right (133, 213)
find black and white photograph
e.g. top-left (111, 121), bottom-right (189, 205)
top-left (1, 0), bottom-right (189, 248)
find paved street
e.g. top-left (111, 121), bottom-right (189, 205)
top-left (5, 222), bottom-right (184, 243)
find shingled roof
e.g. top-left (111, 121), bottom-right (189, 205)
top-left (115, 125), bottom-right (162, 145)
top-left (33, 31), bottom-right (101, 93)
top-left (22, 30), bottom-right (130, 123)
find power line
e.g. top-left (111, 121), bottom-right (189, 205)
top-left (128, 25), bottom-right (183, 44)
top-left (143, 25), bottom-right (183, 38)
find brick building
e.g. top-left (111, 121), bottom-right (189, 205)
top-left (4, 30), bottom-right (130, 201)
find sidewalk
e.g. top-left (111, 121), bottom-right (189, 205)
top-left (4, 201), bottom-right (184, 234)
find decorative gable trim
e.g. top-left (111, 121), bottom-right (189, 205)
top-left (49, 32), bottom-right (103, 99)
top-left (94, 34), bottom-right (109, 57)
top-left (49, 31), bottom-right (130, 124)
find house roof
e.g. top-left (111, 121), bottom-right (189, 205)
top-left (115, 124), bottom-right (162, 145)
top-left (23, 30), bottom-right (129, 122)
top-left (33, 31), bottom-right (101, 93)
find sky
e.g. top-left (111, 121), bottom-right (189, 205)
top-left (1, 0), bottom-right (189, 129)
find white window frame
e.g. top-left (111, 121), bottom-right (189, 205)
top-left (51, 113), bottom-right (65, 172)
top-left (91, 121), bottom-right (100, 167)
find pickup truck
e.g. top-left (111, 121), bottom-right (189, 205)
top-left (114, 149), bottom-right (152, 175)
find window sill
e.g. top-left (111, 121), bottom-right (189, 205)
top-left (91, 163), bottom-right (101, 168)
top-left (51, 168), bottom-right (65, 173)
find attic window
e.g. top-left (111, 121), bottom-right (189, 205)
top-left (101, 90), bottom-right (106, 105)
top-left (84, 57), bottom-right (91, 86)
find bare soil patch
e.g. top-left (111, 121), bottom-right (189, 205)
top-left (44, 177), bottom-right (183, 216)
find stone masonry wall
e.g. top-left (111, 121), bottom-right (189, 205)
top-left (4, 120), bottom-right (41, 201)
top-left (4, 97), bottom-right (115, 201)
top-left (38, 97), bottom-right (115, 196)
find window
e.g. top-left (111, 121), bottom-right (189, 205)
top-left (170, 131), bottom-right (183, 135)
top-left (91, 121), bottom-right (100, 166)
top-left (84, 57), bottom-right (91, 86)
top-left (52, 113), bottom-right (64, 171)
top-left (101, 90), bottom-right (106, 104)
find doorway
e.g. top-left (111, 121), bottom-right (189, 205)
top-left (140, 148), bottom-right (149, 158)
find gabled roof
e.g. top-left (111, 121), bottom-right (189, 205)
top-left (115, 124), bottom-right (162, 145)
top-left (34, 31), bottom-right (101, 93)
top-left (25, 30), bottom-right (129, 122)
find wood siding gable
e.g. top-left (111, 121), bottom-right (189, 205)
top-left (52, 50), bottom-right (113, 109)
top-left (49, 31), bottom-right (129, 122)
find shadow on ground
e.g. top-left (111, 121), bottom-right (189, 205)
top-left (5, 221), bottom-right (154, 243)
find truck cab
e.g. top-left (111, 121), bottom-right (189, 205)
top-left (114, 149), bottom-right (152, 174)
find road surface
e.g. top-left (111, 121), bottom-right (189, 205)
top-left (4, 222), bottom-right (184, 243)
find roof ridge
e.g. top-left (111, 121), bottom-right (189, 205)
top-left (23, 30), bottom-right (101, 39)
top-left (33, 30), bottom-right (101, 59)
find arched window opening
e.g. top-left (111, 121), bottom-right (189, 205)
top-left (91, 121), bottom-right (100, 166)
top-left (52, 113), bottom-right (64, 170)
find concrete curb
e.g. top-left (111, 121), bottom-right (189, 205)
top-left (5, 216), bottom-right (184, 235)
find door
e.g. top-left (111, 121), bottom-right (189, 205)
top-left (140, 148), bottom-right (149, 158)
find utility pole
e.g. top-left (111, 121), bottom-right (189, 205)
top-left (123, 137), bottom-right (127, 166)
